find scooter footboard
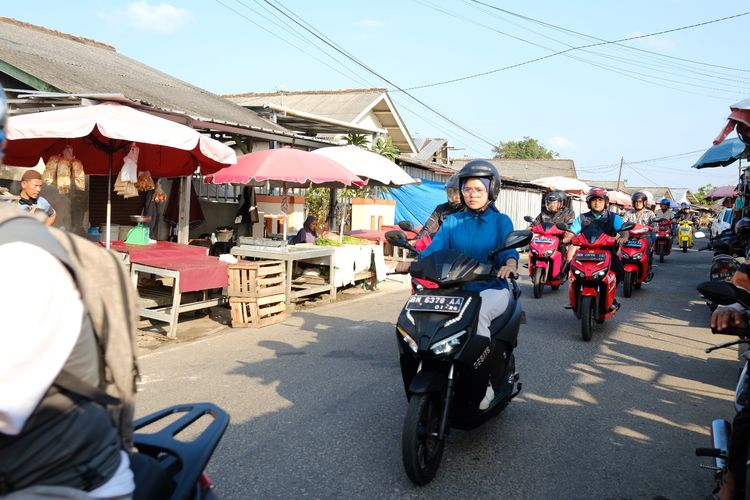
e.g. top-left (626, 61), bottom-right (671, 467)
top-left (133, 403), bottom-right (230, 500)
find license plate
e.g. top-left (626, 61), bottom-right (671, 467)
top-left (533, 236), bottom-right (554, 244)
top-left (712, 272), bottom-right (733, 280)
top-left (406, 295), bottom-right (465, 313)
top-left (623, 239), bottom-right (642, 248)
top-left (576, 252), bottom-right (607, 261)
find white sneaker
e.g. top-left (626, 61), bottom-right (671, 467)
top-left (479, 384), bottom-right (494, 410)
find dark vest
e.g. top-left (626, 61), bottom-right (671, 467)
top-left (0, 218), bottom-right (121, 494)
top-left (580, 210), bottom-right (618, 244)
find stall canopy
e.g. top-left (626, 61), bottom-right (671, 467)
top-left (5, 102), bottom-right (236, 176)
top-left (4, 101), bottom-right (237, 247)
top-left (704, 184), bottom-right (738, 200)
top-left (691, 137), bottom-right (750, 169)
top-left (205, 147), bottom-right (365, 188)
top-left (608, 190), bottom-right (632, 209)
top-left (714, 97), bottom-right (750, 146)
top-left (310, 145), bottom-right (419, 187)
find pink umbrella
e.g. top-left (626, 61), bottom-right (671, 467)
top-left (4, 102), bottom-right (237, 248)
top-left (530, 176), bottom-right (590, 194)
top-left (705, 184), bottom-right (738, 200)
top-left (205, 147), bottom-right (365, 188)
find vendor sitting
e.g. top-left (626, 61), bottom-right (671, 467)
top-left (293, 215), bottom-right (318, 244)
top-left (17, 170), bottom-right (56, 226)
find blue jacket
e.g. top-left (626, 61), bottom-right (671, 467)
top-left (421, 204), bottom-right (518, 292)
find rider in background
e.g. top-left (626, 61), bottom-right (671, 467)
top-left (622, 191), bottom-right (657, 270)
top-left (416, 174), bottom-right (463, 240)
top-left (563, 187), bottom-right (626, 307)
top-left (531, 190), bottom-right (575, 226)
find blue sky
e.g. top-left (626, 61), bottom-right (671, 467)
top-left (5, 0), bottom-right (749, 191)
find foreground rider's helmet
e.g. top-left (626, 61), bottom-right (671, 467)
top-left (586, 186), bottom-right (608, 209)
top-left (456, 160), bottom-right (501, 203)
top-left (545, 190), bottom-right (566, 211)
top-left (631, 192), bottom-right (648, 206)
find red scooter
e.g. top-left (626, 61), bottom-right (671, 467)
top-left (524, 215), bottom-right (567, 298)
top-left (563, 221), bottom-right (634, 341)
top-left (619, 223), bottom-right (654, 297)
top-left (653, 218), bottom-right (672, 263)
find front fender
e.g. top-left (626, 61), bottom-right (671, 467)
top-left (408, 370), bottom-right (447, 395)
top-left (580, 287), bottom-right (598, 297)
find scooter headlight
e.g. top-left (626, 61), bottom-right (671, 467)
top-left (592, 269), bottom-right (607, 279)
top-left (572, 268), bottom-right (584, 277)
top-left (430, 330), bottom-right (467, 356)
top-left (631, 252), bottom-right (643, 261)
top-left (397, 325), bottom-right (418, 353)
top-left (544, 249), bottom-right (555, 257)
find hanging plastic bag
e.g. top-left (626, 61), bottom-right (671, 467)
top-left (136, 170), bottom-right (155, 192)
top-left (72, 158), bottom-right (86, 191)
top-left (153, 179), bottom-right (167, 203)
top-left (43, 155), bottom-right (60, 185)
top-left (120, 144), bottom-right (139, 183)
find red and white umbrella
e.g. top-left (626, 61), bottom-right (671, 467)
top-left (310, 145), bottom-right (418, 187)
top-left (4, 102), bottom-right (237, 248)
top-left (531, 176), bottom-right (590, 194)
top-left (608, 190), bottom-right (632, 209)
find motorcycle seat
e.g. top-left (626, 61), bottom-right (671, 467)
top-left (489, 295), bottom-right (517, 335)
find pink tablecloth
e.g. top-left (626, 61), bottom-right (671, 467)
top-left (109, 241), bottom-right (227, 293)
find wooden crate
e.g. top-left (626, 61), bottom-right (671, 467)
top-left (228, 260), bottom-right (285, 298)
top-left (230, 294), bottom-right (286, 328)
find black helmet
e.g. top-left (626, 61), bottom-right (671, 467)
top-left (631, 191), bottom-right (648, 205)
top-left (545, 190), bottom-right (566, 204)
top-left (457, 160), bottom-right (501, 202)
top-left (444, 174), bottom-right (461, 207)
top-left (445, 174), bottom-right (459, 192)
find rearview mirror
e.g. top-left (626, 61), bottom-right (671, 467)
top-left (385, 230), bottom-right (409, 248)
top-left (397, 220), bottom-right (415, 232)
top-left (620, 221), bottom-right (635, 231)
top-left (523, 215), bottom-right (533, 223)
top-left (487, 230), bottom-right (533, 261)
top-left (653, 217), bottom-right (665, 223)
top-left (555, 222), bottom-right (569, 232)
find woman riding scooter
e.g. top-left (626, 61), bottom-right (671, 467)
top-left (401, 160), bottom-right (518, 410)
top-left (622, 191), bottom-right (657, 278)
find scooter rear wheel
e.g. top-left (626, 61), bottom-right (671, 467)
top-left (580, 296), bottom-right (595, 342)
top-left (402, 393), bottom-right (445, 485)
top-left (533, 267), bottom-right (544, 299)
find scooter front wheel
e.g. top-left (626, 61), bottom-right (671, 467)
top-left (659, 251), bottom-right (665, 263)
top-left (402, 393), bottom-right (445, 485)
top-left (533, 267), bottom-right (544, 299)
top-left (683, 241), bottom-right (688, 253)
top-left (623, 271), bottom-right (634, 298)
top-left (580, 296), bottom-right (595, 342)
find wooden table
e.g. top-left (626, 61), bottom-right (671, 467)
top-left (231, 244), bottom-right (336, 303)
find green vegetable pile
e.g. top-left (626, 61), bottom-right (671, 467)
top-left (314, 235), bottom-right (370, 246)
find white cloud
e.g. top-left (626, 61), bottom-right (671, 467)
top-left (126, 1), bottom-right (192, 33)
top-left (626, 31), bottom-right (676, 51)
top-left (354, 19), bottom-right (384, 28)
top-left (549, 136), bottom-right (576, 151)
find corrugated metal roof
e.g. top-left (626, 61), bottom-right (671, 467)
top-left (415, 138), bottom-right (447, 160)
top-left (450, 158), bottom-right (577, 182)
top-left (0, 17), bottom-right (282, 132)
top-left (225, 89), bottom-right (384, 123)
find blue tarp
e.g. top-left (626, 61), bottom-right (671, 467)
top-left (691, 137), bottom-right (750, 169)
top-left (380, 179), bottom-right (445, 226)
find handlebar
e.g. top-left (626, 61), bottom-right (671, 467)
top-left (706, 338), bottom-right (750, 353)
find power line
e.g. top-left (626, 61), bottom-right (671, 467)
top-left (402, 4), bottom-right (750, 91)
top-left (256, 0), bottom-right (497, 148)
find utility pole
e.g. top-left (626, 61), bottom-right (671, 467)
top-left (616, 156), bottom-right (624, 191)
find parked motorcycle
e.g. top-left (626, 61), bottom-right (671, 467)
top-left (386, 229), bottom-right (532, 485)
top-left (695, 281), bottom-right (750, 499)
top-left (677, 220), bottom-right (694, 253)
top-left (132, 403), bottom-right (229, 499)
top-left (523, 215), bottom-right (567, 298)
top-left (560, 221), bottom-right (635, 341)
top-left (654, 218), bottom-right (673, 263)
top-left (619, 223), bottom-right (653, 297)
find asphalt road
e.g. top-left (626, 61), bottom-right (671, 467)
top-left (135, 244), bottom-right (738, 499)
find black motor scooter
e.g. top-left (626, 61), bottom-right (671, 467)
top-left (132, 403), bottom-right (230, 499)
top-left (696, 281), bottom-right (750, 499)
top-left (387, 229), bottom-right (532, 485)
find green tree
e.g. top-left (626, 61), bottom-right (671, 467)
top-left (694, 183), bottom-right (715, 205)
top-left (344, 133), bottom-right (369, 148)
top-left (371, 136), bottom-right (400, 161)
top-left (492, 136), bottom-right (559, 159)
